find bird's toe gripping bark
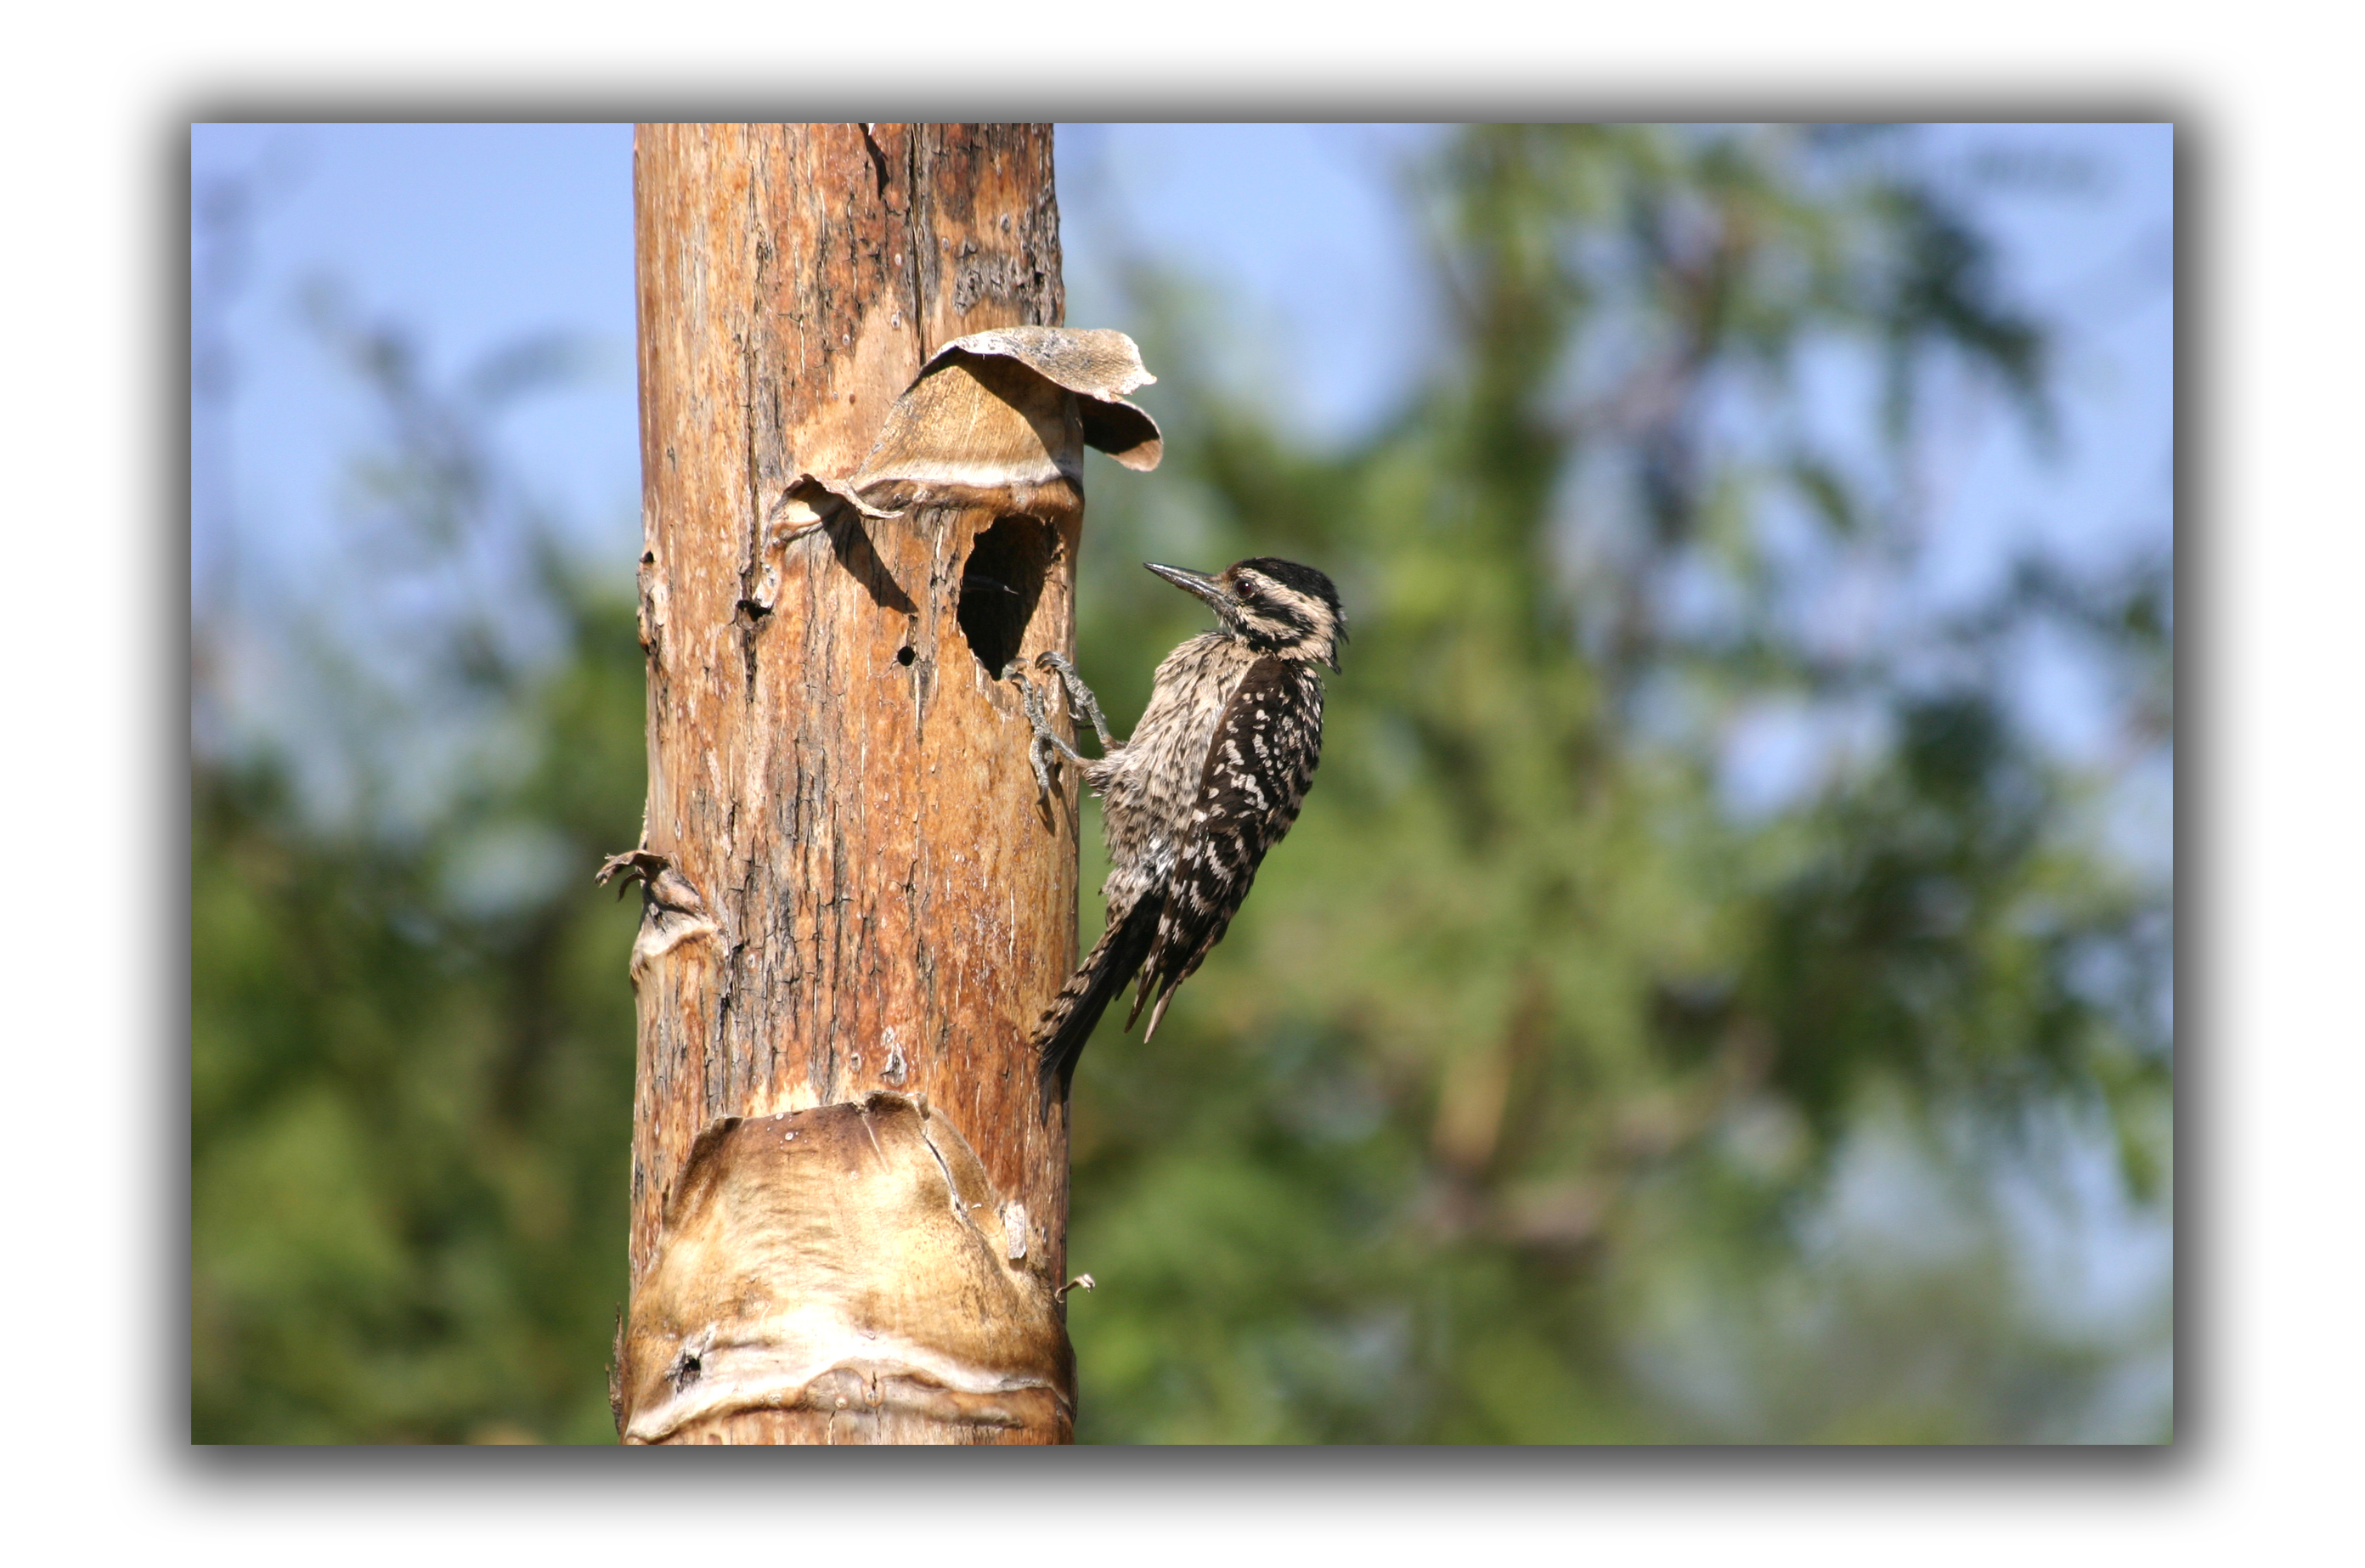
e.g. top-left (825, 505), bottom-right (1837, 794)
top-left (1003, 664), bottom-right (1080, 806)
top-left (1034, 650), bottom-right (1114, 751)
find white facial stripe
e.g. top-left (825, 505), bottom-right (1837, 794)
top-left (1220, 564), bottom-right (1341, 656)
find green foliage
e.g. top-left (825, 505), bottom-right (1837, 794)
top-left (189, 124), bottom-right (2169, 1443)
top-left (192, 296), bottom-right (650, 1443)
top-left (1057, 125), bottom-right (2168, 1442)
top-left (192, 584), bottom-right (648, 1443)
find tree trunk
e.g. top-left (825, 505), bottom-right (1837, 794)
top-left (607, 123), bottom-right (1151, 1445)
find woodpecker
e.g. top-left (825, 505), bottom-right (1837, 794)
top-left (1013, 557), bottom-right (1346, 1115)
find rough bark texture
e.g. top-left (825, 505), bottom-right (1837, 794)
top-left (620, 123), bottom-right (1083, 1445)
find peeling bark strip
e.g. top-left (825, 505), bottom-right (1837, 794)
top-left (621, 1094), bottom-right (1072, 1445)
top-left (624, 124), bottom-right (1152, 1444)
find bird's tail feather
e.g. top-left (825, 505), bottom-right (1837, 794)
top-left (1034, 895), bottom-right (1162, 1119)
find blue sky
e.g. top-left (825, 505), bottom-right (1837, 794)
top-left (192, 122), bottom-right (642, 590)
top-left (190, 122), bottom-right (2170, 655)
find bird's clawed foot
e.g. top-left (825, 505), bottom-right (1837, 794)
top-left (1033, 650), bottom-right (1115, 751)
top-left (1002, 660), bottom-right (1082, 807)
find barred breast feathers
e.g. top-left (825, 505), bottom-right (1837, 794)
top-left (1088, 634), bottom-right (1258, 900)
top-left (1024, 556), bottom-right (1343, 1114)
top-left (1127, 654), bottom-right (1324, 1040)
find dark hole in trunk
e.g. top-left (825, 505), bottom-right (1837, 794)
top-left (957, 516), bottom-right (1052, 677)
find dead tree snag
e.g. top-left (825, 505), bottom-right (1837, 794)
top-left (612, 123), bottom-right (1156, 1444)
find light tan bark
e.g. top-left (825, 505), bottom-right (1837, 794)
top-left (612, 123), bottom-right (1115, 1445)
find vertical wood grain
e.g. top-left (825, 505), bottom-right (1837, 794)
top-left (626, 124), bottom-right (1077, 1443)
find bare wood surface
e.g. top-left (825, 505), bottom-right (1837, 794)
top-left (618, 1095), bottom-right (1069, 1446)
top-left (622, 123), bottom-right (1080, 1443)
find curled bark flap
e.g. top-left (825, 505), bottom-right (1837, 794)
top-left (620, 1091), bottom-right (1071, 1443)
top-left (777, 471), bottom-right (902, 523)
top-left (849, 327), bottom-right (1162, 494)
top-left (1074, 398), bottom-right (1165, 473)
top-left (925, 326), bottom-right (1154, 402)
top-left (930, 326), bottom-right (1162, 473)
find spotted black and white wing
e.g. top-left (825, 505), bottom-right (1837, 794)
top-left (1128, 655), bottom-right (1324, 1039)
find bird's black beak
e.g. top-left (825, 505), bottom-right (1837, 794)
top-left (1144, 562), bottom-right (1230, 612)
